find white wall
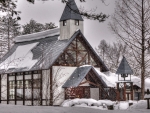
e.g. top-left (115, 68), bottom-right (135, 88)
top-left (42, 69), bottom-right (50, 102)
top-left (52, 66), bottom-right (76, 105)
top-left (90, 88), bottom-right (99, 100)
top-left (1, 74), bottom-right (7, 100)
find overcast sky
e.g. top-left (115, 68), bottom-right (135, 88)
top-left (15, 0), bottom-right (117, 48)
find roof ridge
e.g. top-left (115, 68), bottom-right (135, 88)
top-left (17, 28), bottom-right (59, 37)
top-left (15, 28), bottom-right (60, 43)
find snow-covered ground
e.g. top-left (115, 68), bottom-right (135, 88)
top-left (61, 98), bottom-right (150, 111)
top-left (0, 100), bottom-right (150, 113)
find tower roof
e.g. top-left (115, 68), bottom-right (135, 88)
top-left (116, 56), bottom-right (133, 75)
top-left (60, 0), bottom-right (83, 21)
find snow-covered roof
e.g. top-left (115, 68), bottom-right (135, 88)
top-left (116, 56), bottom-right (133, 75)
top-left (0, 42), bottom-right (39, 71)
top-left (62, 66), bottom-right (107, 88)
top-left (0, 29), bottom-right (74, 73)
top-left (144, 94), bottom-right (150, 99)
top-left (15, 28), bottom-right (60, 43)
top-left (0, 30), bottom-right (108, 74)
top-left (62, 66), bottom-right (92, 88)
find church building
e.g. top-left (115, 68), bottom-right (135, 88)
top-left (0, 0), bottom-right (118, 106)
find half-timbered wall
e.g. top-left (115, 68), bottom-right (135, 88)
top-left (54, 37), bottom-right (98, 67)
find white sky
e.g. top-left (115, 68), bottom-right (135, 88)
top-left (15, 0), bottom-right (117, 48)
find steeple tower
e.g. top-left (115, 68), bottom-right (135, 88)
top-left (59, 0), bottom-right (84, 40)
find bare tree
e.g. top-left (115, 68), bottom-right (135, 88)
top-left (109, 0), bottom-right (150, 99)
top-left (0, 16), bottom-right (20, 56)
top-left (96, 39), bottom-right (127, 73)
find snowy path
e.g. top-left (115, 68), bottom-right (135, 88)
top-left (0, 104), bottom-right (149, 113)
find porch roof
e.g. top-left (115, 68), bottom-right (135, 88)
top-left (62, 66), bottom-right (107, 88)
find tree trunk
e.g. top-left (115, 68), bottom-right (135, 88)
top-left (141, 0), bottom-right (145, 100)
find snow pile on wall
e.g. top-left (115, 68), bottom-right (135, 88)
top-left (94, 68), bottom-right (150, 89)
top-left (15, 28), bottom-right (60, 43)
top-left (0, 42), bottom-right (39, 70)
top-left (94, 69), bottom-right (116, 87)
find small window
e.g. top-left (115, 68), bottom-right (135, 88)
top-left (63, 20), bottom-right (67, 26)
top-left (75, 20), bottom-right (79, 26)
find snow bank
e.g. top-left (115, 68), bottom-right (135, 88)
top-left (119, 102), bottom-right (129, 110)
top-left (61, 99), bottom-right (142, 110)
top-left (98, 100), bottom-right (114, 106)
top-left (128, 100), bottom-right (147, 109)
top-left (61, 98), bottom-right (115, 108)
top-left (61, 98), bottom-right (99, 107)
top-left (0, 42), bottom-right (39, 70)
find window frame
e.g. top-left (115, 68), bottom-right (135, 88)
top-left (63, 20), bottom-right (67, 26)
top-left (75, 20), bottom-right (79, 26)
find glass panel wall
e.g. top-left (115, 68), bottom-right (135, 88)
top-left (17, 75), bottom-right (23, 100)
top-left (9, 76), bottom-right (15, 99)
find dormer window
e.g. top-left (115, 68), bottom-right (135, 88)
top-left (63, 20), bottom-right (67, 26)
top-left (75, 20), bottom-right (79, 26)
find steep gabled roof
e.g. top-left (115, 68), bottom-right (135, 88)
top-left (116, 56), bottom-right (133, 75)
top-left (62, 66), bottom-right (107, 88)
top-left (60, 0), bottom-right (83, 21)
top-left (0, 29), bottom-right (108, 74)
top-left (62, 66), bottom-right (92, 88)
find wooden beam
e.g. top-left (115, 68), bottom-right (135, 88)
top-left (31, 72), bottom-right (34, 106)
top-left (76, 38), bottom-right (78, 66)
top-left (23, 72), bottom-right (25, 105)
top-left (77, 53), bottom-right (87, 65)
top-left (88, 51), bottom-right (90, 65)
top-left (15, 73), bottom-right (17, 105)
top-left (7, 74), bottom-right (9, 104)
top-left (80, 80), bottom-right (99, 87)
top-left (67, 49), bottom-right (86, 51)
top-left (50, 67), bottom-right (53, 106)
top-left (0, 74), bottom-right (2, 103)
top-left (65, 52), bottom-right (75, 64)
top-left (40, 70), bottom-right (43, 105)
top-left (99, 85), bottom-right (101, 100)
top-left (131, 82), bottom-right (133, 100)
top-left (124, 83), bottom-right (126, 101)
top-left (117, 83), bottom-right (119, 101)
